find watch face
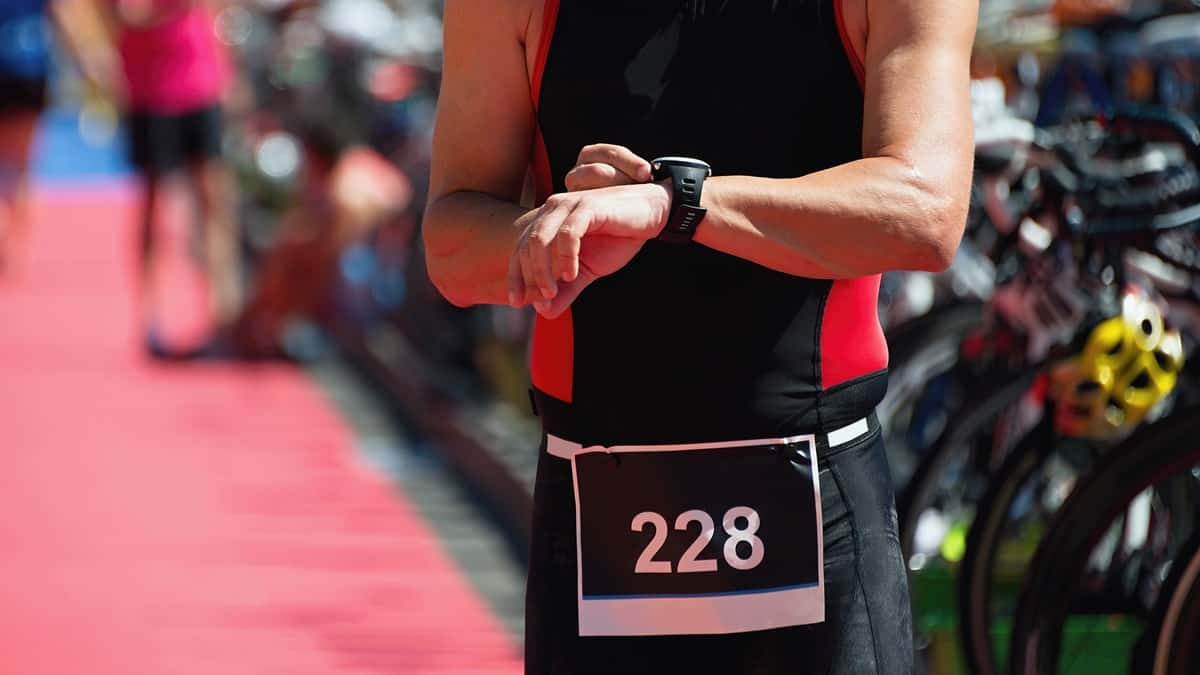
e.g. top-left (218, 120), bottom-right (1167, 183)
top-left (651, 156), bottom-right (712, 176)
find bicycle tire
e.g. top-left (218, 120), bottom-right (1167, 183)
top-left (1008, 408), bottom-right (1200, 675)
top-left (958, 413), bottom-right (1097, 675)
top-left (898, 365), bottom-right (1042, 560)
top-left (1154, 534), bottom-right (1200, 675)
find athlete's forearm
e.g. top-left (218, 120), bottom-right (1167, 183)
top-left (423, 191), bottom-right (536, 308)
top-left (694, 0), bottom-right (974, 280)
top-left (695, 155), bottom-right (969, 279)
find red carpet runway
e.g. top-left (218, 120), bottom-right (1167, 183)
top-left (0, 185), bottom-right (522, 674)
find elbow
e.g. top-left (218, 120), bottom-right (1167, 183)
top-left (426, 260), bottom-right (474, 308)
top-left (881, 154), bottom-right (970, 273)
top-left (421, 220), bottom-right (476, 309)
top-left (906, 172), bottom-right (970, 274)
top-left (907, 184), bottom-right (964, 271)
top-left (423, 247), bottom-right (475, 309)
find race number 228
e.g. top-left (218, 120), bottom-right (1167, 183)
top-left (631, 507), bottom-right (764, 574)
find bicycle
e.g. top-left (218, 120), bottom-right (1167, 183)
top-left (899, 106), bottom-right (1200, 675)
top-left (1005, 406), bottom-right (1200, 674)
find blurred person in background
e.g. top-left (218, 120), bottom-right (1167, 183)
top-left (98, 0), bottom-right (240, 353)
top-left (0, 0), bottom-right (117, 277)
top-left (233, 126), bottom-right (412, 359)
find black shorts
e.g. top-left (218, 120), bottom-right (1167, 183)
top-left (525, 419), bottom-right (913, 675)
top-left (0, 75), bottom-right (48, 115)
top-left (126, 105), bottom-right (223, 175)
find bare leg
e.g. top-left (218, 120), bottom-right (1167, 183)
top-left (188, 158), bottom-right (241, 328)
top-left (138, 172), bottom-right (161, 326)
top-left (0, 110), bottom-right (41, 277)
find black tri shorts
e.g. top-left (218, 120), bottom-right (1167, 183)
top-left (524, 417), bottom-right (914, 675)
top-left (126, 105), bottom-right (223, 175)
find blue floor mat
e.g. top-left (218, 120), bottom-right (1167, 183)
top-left (31, 106), bottom-right (129, 182)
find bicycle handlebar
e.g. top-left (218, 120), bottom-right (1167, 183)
top-left (1021, 106), bottom-right (1200, 238)
top-left (1104, 105), bottom-right (1200, 163)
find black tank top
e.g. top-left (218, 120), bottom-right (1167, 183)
top-left (528, 0), bottom-right (888, 446)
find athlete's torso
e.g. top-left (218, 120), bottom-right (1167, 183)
top-left (529, 0), bottom-right (888, 445)
top-left (0, 0), bottom-right (51, 81)
top-left (110, 0), bottom-right (228, 113)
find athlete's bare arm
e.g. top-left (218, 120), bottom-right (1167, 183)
top-left (511, 0), bottom-right (979, 318)
top-left (690, 0), bottom-right (978, 278)
top-left (51, 0), bottom-right (122, 96)
top-left (421, 0), bottom-right (547, 308)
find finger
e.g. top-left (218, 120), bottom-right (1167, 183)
top-left (519, 241), bottom-right (543, 305)
top-left (526, 200), bottom-right (573, 299)
top-left (565, 163), bottom-right (639, 192)
top-left (553, 207), bottom-right (590, 283)
top-left (523, 229), bottom-right (561, 302)
top-left (509, 252), bottom-right (544, 307)
top-left (507, 237), bottom-right (527, 307)
top-left (576, 144), bottom-right (652, 183)
top-left (551, 229), bottom-right (579, 284)
top-left (549, 230), bottom-right (566, 285)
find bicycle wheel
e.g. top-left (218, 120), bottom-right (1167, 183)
top-left (899, 364), bottom-right (1043, 674)
top-left (898, 365), bottom-right (1042, 564)
top-left (1145, 532), bottom-right (1200, 675)
top-left (958, 412), bottom-right (1104, 675)
top-left (1009, 409), bottom-right (1200, 675)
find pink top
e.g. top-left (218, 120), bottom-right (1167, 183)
top-left (116, 1), bottom-right (230, 114)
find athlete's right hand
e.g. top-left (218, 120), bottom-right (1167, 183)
top-left (511, 144), bottom-right (656, 319)
top-left (511, 232), bottom-right (645, 319)
top-left (564, 144), bottom-right (653, 191)
top-left (507, 181), bottom-right (671, 319)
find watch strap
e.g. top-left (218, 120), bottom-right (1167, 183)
top-left (652, 160), bottom-right (710, 244)
top-left (657, 203), bottom-right (707, 243)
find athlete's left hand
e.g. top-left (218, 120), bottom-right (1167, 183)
top-left (564, 144), bottom-right (653, 191)
top-left (508, 181), bottom-right (671, 319)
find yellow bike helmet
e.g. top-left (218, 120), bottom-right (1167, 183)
top-left (1051, 286), bottom-right (1185, 440)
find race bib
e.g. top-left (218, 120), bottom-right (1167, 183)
top-left (569, 435), bottom-right (823, 636)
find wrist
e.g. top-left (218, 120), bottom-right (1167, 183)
top-left (647, 180), bottom-right (673, 237)
top-left (694, 175), bottom-right (720, 244)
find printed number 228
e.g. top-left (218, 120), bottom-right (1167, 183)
top-left (632, 507), bottom-right (764, 574)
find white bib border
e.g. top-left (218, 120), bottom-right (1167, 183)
top-left (567, 434), bottom-right (826, 637)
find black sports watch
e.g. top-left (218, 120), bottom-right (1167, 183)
top-left (651, 156), bottom-right (712, 244)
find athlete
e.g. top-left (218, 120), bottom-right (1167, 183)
top-left (425, 1), bottom-right (976, 673)
top-left (98, 0), bottom-right (240, 349)
top-left (0, 0), bottom-right (115, 276)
